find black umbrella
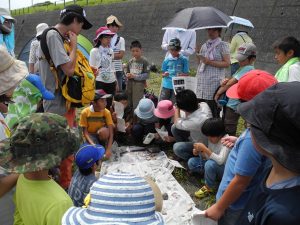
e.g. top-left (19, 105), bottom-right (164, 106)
top-left (162, 7), bottom-right (232, 30)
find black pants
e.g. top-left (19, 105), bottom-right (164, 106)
top-left (198, 99), bottom-right (220, 118)
top-left (96, 81), bottom-right (116, 108)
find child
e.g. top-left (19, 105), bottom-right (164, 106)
top-left (68, 143), bottom-right (105, 207)
top-left (79, 89), bottom-right (114, 158)
top-left (89, 26), bottom-right (116, 107)
top-left (132, 98), bottom-right (158, 144)
top-left (205, 70), bottom-right (277, 224)
top-left (191, 118), bottom-right (230, 198)
top-left (236, 82), bottom-right (300, 225)
top-left (214, 43), bottom-right (257, 136)
top-left (62, 172), bottom-right (165, 224)
top-left (0, 113), bottom-right (80, 225)
top-left (160, 38), bottom-right (189, 103)
top-left (125, 40), bottom-right (150, 109)
top-left (273, 36), bottom-right (300, 82)
top-left (153, 100), bottom-right (175, 143)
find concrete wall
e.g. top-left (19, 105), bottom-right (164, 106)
top-left (14, 0), bottom-right (300, 73)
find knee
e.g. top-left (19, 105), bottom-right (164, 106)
top-left (98, 127), bottom-right (109, 141)
top-left (204, 160), bottom-right (216, 172)
top-left (173, 142), bottom-right (181, 156)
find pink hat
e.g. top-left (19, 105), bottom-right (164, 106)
top-left (93, 26), bottom-right (115, 44)
top-left (154, 100), bottom-right (175, 119)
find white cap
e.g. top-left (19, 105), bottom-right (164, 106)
top-left (36, 23), bottom-right (49, 37)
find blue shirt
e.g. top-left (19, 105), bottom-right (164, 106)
top-left (226, 65), bottom-right (254, 110)
top-left (236, 167), bottom-right (300, 225)
top-left (216, 129), bottom-right (270, 210)
top-left (68, 169), bottom-right (97, 207)
top-left (161, 54), bottom-right (189, 89)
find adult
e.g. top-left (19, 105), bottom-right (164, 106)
top-left (0, 7), bottom-right (16, 56)
top-left (28, 23), bottom-right (49, 74)
top-left (39, 4), bottom-right (92, 190)
top-left (230, 27), bottom-right (253, 75)
top-left (195, 28), bottom-right (230, 118)
top-left (106, 15), bottom-right (125, 91)
top-left (161, 28), bottom-right (196, 59)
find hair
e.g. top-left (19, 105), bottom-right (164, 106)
top-left (246, 55), bottom-right (256, 61)
top-left (78, 160), bottom-right (100, 176)
top-left (273, 36), bottom-right (300, 57)
top-left (114, 92), bottom-right (128, 101)
top-left (107, 21), bottom-right (119, 28)
top-left (175, 89), bottom-right (198, 113)
top-left (94, 34), bottom-right (112, 48)
top-left (130, 40), bottom-right (142, 49)
top-left (59, 11), bottom-right (84, 26)
top-left (201, 118), bottom-right (226, 137)
top-left (0, 94), bottom-right (12, 103)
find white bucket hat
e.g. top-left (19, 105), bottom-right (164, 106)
top-left (62, 172), bottom-right (165, 225)
top-left (0, 46), bottom-right (28, 95)
top-left (36, 23), bottom-right (49, 37)
top-left (0, 7), bottom-right (16, 23)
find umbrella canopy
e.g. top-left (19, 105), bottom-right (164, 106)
top-left (162, 7), bottom-right (232, 30)
top-left (228, 16), bottom-right (254, 28)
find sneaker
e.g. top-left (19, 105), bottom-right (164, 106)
top-left (194, 185), bottom-right (212, 198)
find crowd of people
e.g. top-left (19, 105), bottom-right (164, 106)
top-left (1, 3), bottom-right (300, 225)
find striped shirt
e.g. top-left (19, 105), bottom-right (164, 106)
top-left (111, 34), bottom-right (125, 72)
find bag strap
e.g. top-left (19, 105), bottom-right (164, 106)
top-left (114, 36), bottom-right (120, 47)
top-left (238, 34), bottom-right (247, 43)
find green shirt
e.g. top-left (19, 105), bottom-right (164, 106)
top-left (14, 174), bottom-right (72, 225)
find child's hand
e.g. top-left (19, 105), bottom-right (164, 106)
top-left (104, 149), bottom-right (112, 159)
top-left (221, 136), bottom-right (238, 148)
top-left (111, 112), bottom-right (117, 123)
top-left (164, 136), bottom-right (175, 143)
top-left (126, 73), bottom-right (135, 79)
top-left (162, 72), bottom-right (169, 77)
top-left (91, 66), bottom-right (99, 76)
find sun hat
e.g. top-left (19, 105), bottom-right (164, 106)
top-left (36, 23), bottom-right (49, 37)
top-left (62, 172), bottom-right (165, 225)
top-left (0, 46), bottom-right (28, 96)
top-left (60, 4), bottom-right (92, 30)
top-left (154, 100), bottom-right (175, 119)
top-left (0, 113), bottom-right (81, 173)
top-left (168, 38), bottom-right (181, 51)
top-left (235, 43), bottom-right (257, 62)
top-left (94, 89), bottom-right (112, 101)
top-left (106, 15), bottom-right (123, 27)
top-left (75, 143), bottom-right (105, 169)
top-left (226, 69), bottom-right (277, 101)
top-left (134, 98), bottom-right (155, 119)
top-left (237, 82), bottom-right (300, 173)
top-left (0, 7), bottom-right (16, 23)
top-left (93, 26), bottom-right (115, 44)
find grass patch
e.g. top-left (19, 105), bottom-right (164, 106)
top-left (11, 0), bottom-right (129, 16)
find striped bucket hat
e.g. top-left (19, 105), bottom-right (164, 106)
top-left (62, 173), bottom-right (165, 225)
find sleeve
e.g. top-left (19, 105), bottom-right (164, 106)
top-left (47, 31), bottom-right (70, 68)
top-left (134, 58), bottom-right (150, 81)
top-left (161, 59), bottom-right (168, 73)
top-left (181, 30), bottom-right (196, 56)
top-left (161, 30), bottom-right (169, 51)
top-left (182, 57), bottom-right (189, 73)
top-left (79, 108), bottom-right (88, 128)
top-left (234, 133), bottom-right (263, 176)
top-left (209, 145), bottom-right (231, 165)
top-left (119, 37), bottom-right (125, 52)
top-left (288, 64), bottom-right (300, 82)
top-left (105, 110), bottom-right (114, 126)
top-left (221, 41), bottom-right (230, 56)
top-left (89, 48), bottom-right (100, 68)
top-left (175, 113), bottom-right (207, 131)
top-left (28, 41), bottom-right (37, 64)
top-left (46, 199), bottom-right (73, 225)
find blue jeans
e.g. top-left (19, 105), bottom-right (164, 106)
top-left (159, 87), bottom-right (176, 103)
top-left (204, 160), bottom-right (225, 189)
top-left (116, 71), bottom-right (124, 91)
top-left (173, 141), bottom-right (194, 161)
top-left (132, 123), bottom-right (156, 143)
top-left (187, 156), bottom-right (206, 173)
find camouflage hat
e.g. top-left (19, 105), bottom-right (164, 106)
top-left (0, 113), bottom-right (81, 173)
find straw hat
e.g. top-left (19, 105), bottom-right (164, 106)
top-left (0, 46), bottom-right (28, 95)
top-left (62, 172), bottom-right (165, 225)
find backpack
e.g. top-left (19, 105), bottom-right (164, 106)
top-left (40, 27), bottom-right (95, 109)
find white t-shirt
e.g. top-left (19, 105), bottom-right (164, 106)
top-left (89, 46), bottom-right (116, 83)
top-left (161, 29), bottom-right (196, 58)
top-left (288, 62), bottom-right (300, 82)
top-left (111, 34), bottom-right (125, 72)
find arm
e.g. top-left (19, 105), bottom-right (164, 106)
top-left (59, 32), bottom-right (77, 77)
top-left (205, 174), bottom-right (252, 220)
top-left (114, 50), bottom-right (125, 60)
top-left (161, 30), bottom-right (169, 51)
top-left (104, 124), bottom-right (114, 158)
top-left (201, 54), bottom-right (230, 68)
top-left (82, 127), bottom-right (95, 145)
top-left (28, 63), bottom-right (35, 74)
top-left (214, 77), bottom-right (238, 101)
top-left (209, 145), bottom-right (231, 165)
top-left (181, 31), bottom-right (196, 56)
top-left (173, 107), bottom-right (180, 124)
top-left (0, 174), bottom-right (19, 198)
top-left (134, 59), bottom-right (150, 81)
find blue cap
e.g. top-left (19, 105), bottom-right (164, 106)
top-left (75, 143), bottom-right (105, 169)
top-left (134, 98), bottom-right (155, 119)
